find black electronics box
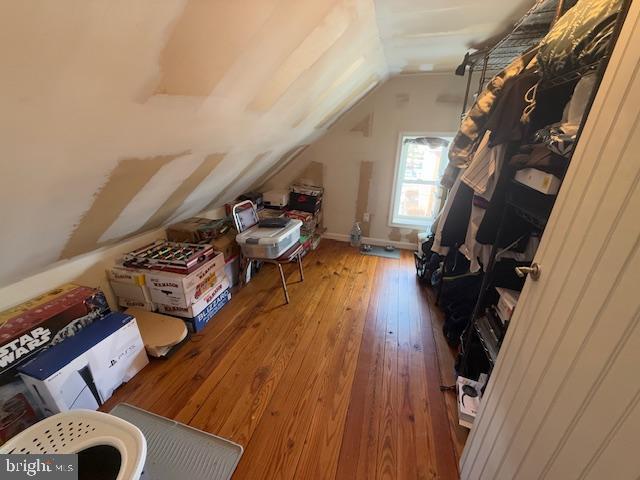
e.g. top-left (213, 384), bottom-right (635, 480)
top-left (288, 192), bottom-right (322, 213)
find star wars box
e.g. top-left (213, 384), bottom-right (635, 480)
top-left (0, 284), bottom-right (110, 442)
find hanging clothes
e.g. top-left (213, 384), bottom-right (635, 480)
top-left (485, 71), bottom-right (541, 147)
top-left (532, 72), bottom-right (598, 157)
top-left (537, 0), bottom-right (623, 80)
top-left (510, 144), bottom-right (569, 178)
top-left (432, 168), bottom-right (468, 255)
top-left (461, 131), bottom-right (507, 196)
top-left (475, 166), bottom-right (536, 249)
top-left (446, 49), bottom-right (538, 171)
top-left (458, 133), bottom-right (505, 272)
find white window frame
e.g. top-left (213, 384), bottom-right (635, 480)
top-left (388, 131), bottom-right (454, 229)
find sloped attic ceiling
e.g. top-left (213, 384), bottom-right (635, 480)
top-left (0, 0), bottom-right (533, 286)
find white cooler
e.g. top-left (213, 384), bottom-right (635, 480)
top-left (236, 219), bottom-right (302, 259)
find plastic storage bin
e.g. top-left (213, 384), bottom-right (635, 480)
top-left (236, 220), bottom-right (302, 259)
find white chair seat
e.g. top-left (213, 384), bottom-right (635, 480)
top-left (0, 410), bottom-right (146, 480)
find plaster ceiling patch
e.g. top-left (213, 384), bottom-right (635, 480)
top-left (259, 144), bottom-right (311, 188)
top-left (355, 161), bottom-right (373, 237)
top-left (97, 153), bottom-right (204, 244)
top-left (153, 0), bottom-right (279, 97)
top-left (388, 227), bottom-right (402, 242)
top-left (349, 112), bottom-right (374, 137)
top-left (293, 56), bottom-right (367, 127)
top-left (374, 0), bottom-right (535, 73)
top-left (138, 152), bottom-right (227, 232)
top-left (298, 161), bottom-right (324, 188)
top-left (59, 152), bottom-right (188, 260)
top-left (315, 74), bottom-right (380, 129)
top-left (207, 151), bottom-right (271, 209)
top-left (248, 5), bottom-right (351, 112)
top-left (209, 0), bottom-right (342, 103)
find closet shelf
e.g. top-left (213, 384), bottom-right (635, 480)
top-left (478, 0), bottom-right (565, 84)
top-left (474, 316), bottom-right (499, 365)
top-left (539, 59), bottom-right (605, 90)
top-left (506, 180), bottom-right (556, 229)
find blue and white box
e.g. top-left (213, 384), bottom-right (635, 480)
top-left (187, 289), bottom-right (231, 333)
top-left (18, 312), bottom-right (148, 414)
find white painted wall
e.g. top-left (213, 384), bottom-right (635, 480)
top-left (263, 73), bottom-right (467, 244)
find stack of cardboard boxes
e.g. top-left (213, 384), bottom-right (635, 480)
top-left (108, 240), bottom-right (232, 333)
top-left (108, 265), bottom-right (154, 311)
top-left (286, 184), bottom-right (324, 252)
top-left (0, 284), bottom-right (148, 443)
top-left (145, 248), bottom-right (230, 333)
top-left (259, 184), bottom-right (324, 254)
top-left (166, 217), bottom-right (241, 287)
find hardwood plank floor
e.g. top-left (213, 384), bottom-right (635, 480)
top-left (102, 240), bottom-right (464, 479)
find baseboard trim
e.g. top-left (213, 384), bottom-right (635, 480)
top-left (322, 232), bottom-right (417, 251)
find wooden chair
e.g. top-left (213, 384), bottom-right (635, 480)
top-left (233, 201), bottom-right (305, 304)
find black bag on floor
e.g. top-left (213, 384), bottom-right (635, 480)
top-left (442, 311), bottom-right (470, 348)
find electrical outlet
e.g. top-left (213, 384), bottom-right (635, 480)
top-left (362, 212), bottom-right (370, 223)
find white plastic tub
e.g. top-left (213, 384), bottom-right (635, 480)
top-left (235, 219), bottom-right (302, 259)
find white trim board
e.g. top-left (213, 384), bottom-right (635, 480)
top-left (322, 232), bottom-right (417, 251)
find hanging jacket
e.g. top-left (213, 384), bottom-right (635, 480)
top-left (446, 49), bottom-right (538, 171)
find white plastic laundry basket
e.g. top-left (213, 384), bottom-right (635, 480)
top-left (0, 410), bottom-right (146, 480)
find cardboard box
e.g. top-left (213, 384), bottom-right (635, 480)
top-left (0, 380), bottom-right (41, 444)
top-left (107, 265), bottom-right (146, 286)
top-left (0, 284), bottom-right (110, 441)
top-left (263, 190), bottom-right (289, 208)
top-left (145, 252), bottom-right (225, 308)
top-left (109, 280), bottom-right (152, 304)
top-left (238, 191), bottom-right (264, 210)
top-left (224, 256), bottom-right (240, 287)
top-left (495, 287), bottom-right (521, 324)
top-left (19, 312), bottom-right (148, 414)
top-left (288, 191), bottom-right (322, 213)
top-left (156, 277), bottom-right (230, 318)
top-left (515, 168), bottom-right (561, 195)
top-left (184, 289), bottom-right (232, 333)
top-left (0, 285), bottom-right (110, 383)
top-left (210, 230), bottom-right (240, 262)
top-left (166, 217), bottom-right (215, 243)
top-left (457, 375), bottom-right (486, 429)
top-left (118, 297), bottom-right (156, 312)
top-left (291, 184), bottom-right (323, 196)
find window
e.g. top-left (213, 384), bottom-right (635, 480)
top-left (389, 133), bottom-right (452, 228)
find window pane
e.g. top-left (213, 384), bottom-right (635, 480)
top-left (403, 143), bottom-right (443, 182)
top-left (398, 183), bottom-right (440, 219)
